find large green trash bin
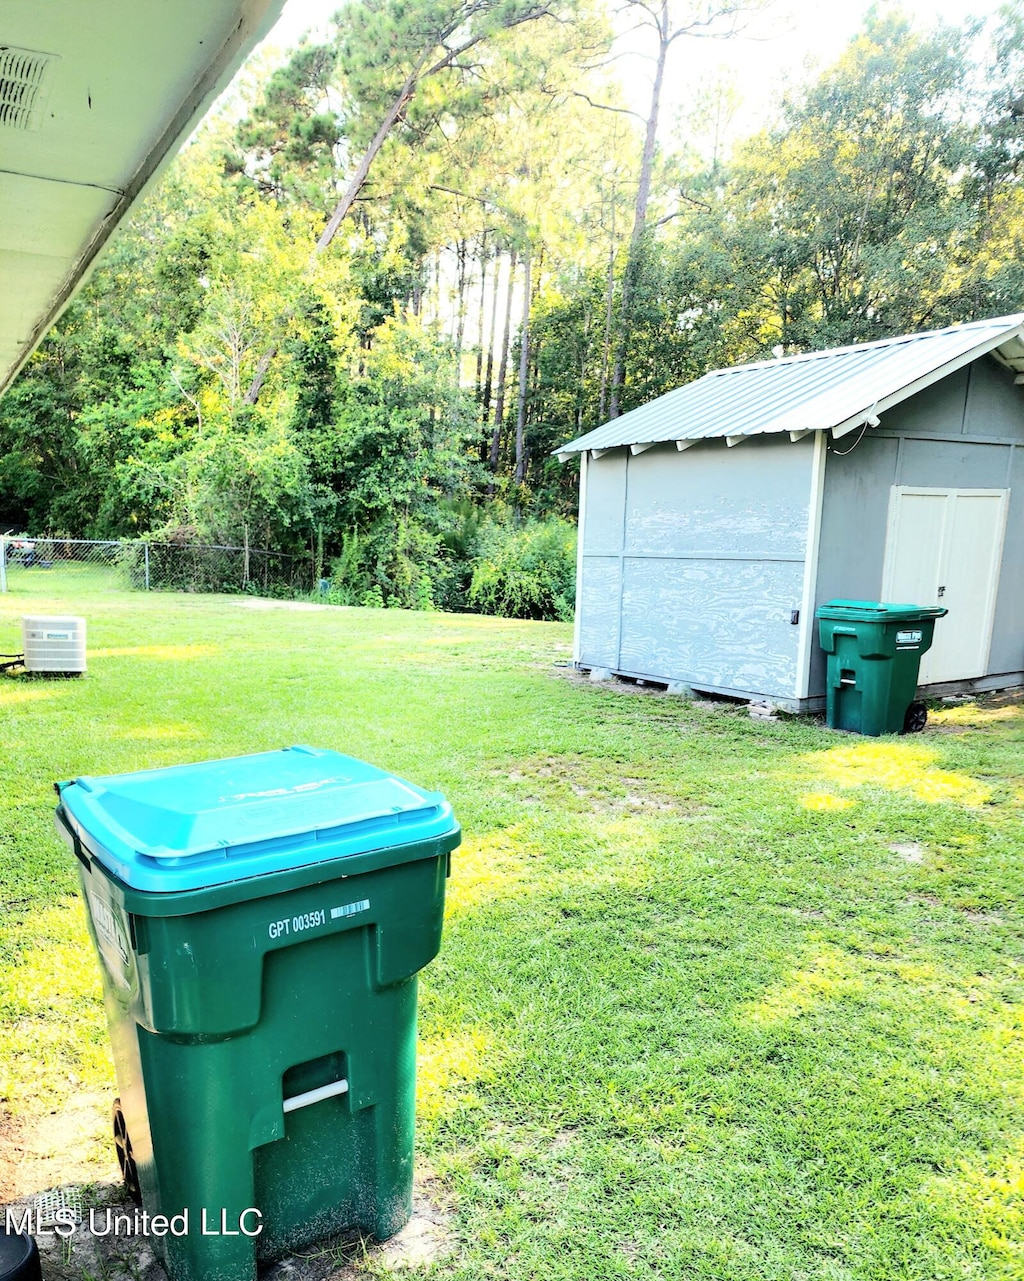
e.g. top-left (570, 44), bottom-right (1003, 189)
top-left (54, 746), bottom-right (460, 1281)
top-left (816, 600), bottom-right (947, 735)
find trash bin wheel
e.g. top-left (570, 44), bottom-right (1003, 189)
top-left (112, 1098), bottom-right (142, 1205)
top-left (902, 701), bottom-right (928, 734)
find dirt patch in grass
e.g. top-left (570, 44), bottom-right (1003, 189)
top-left (0, 1105), bottom-right (21, 1205)
top-left (552, 666), bottom-right (759, 715)
top-left (553, 667), bottom-right (665, 696)
top-left (902, 895), bottom-right (1006, 927)
top-left (498, 754), bottom-right (695, 816)
top-left (925, 690), bottom-right (1024, 733)
top-left (889, 841), bottom-right (926, 863)
top-left (778, 906), bottom-right (827, 920)
top-left (961, 909), bottom-right (1005, 926)
top-left (553, 667), bottom-right (713, 703)
top-left (907, 893), bottom-right (944, 908)
top-left (0, 1090), bottom-right (115, 1201)
top-left (233, 599), bottom-right (331, 612)
top-left (549, 1127), bottom-right (578, 1153)
top-left (263, 1177), bottom-right (452, 1281)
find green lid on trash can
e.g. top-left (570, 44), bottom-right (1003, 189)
top-left (56, 746), bottom-right (456, 893)
top-left (816, 599), bottom-right (948, 623)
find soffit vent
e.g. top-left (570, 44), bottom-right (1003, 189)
top-left (0, 47), bottom-right (58, 132)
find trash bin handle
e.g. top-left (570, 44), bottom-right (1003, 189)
top-left (55, 805), bottom-right (91, 873)
top-left (282, 1078), bottom-right (349, 1114)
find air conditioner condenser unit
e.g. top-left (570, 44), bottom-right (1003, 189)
top-left (22, 615), bottom-right (87, 674)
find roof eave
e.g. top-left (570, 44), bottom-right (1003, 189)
top-left (0, 0), bottom-right (286, 400)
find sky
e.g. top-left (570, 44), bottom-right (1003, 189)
top-left (258, 0), bottom-right (1010, 140)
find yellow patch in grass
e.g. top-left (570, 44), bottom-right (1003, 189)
top-left (446, 829), bottom-right (537, 914)
top-left (417, 1029), bottom-right (494, 1121)
top-left (0, 685), bottom-right (63, 705)
top-left (929, 703), bottom-right (1022, 727)
top-left (799, 792), bottom-right (856, 812)
top-left (802, 741), bottom-right (991, 807)
top-left (91, 644), bottom-right (219, 660)
top-left (926, 1142), bottom-right (1024, 1263)
top-left (745, 945), bottom-right (863, 1024)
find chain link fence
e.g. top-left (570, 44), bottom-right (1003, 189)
top-left (0, 537), bottom-right (316, 598)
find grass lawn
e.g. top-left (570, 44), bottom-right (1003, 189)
top-left (3, 559), bottom-right (124, 596)
top-left (0, 588), bottom-right (1022, 1280)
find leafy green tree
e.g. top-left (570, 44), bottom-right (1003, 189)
top-left (677, 12), bottom-right (984, 356)
top-left (0, 327), bottom-right (93, 533)
top-left (172, 410), bottom-right (312, 574)
top-left (317, 0), bottom-right (578, 245)
top-left (0, 153), bottom-right (216, 534)
top-left (232, 41), bottom-right (341, 206)
top-left (975, 0), bottom-right (1024, 193)
top-left (330, 316), bottom-right (479, 505)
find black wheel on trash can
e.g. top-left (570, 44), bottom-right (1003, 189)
top-left (113, 1098), bottom-right (142, 1205)
top-left (902, 701), bottom-right (928, 734)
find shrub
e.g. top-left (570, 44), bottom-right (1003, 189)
top-left (468, 518), bottom-right (576, 621)
top-left (328, 530), bottom-right (368, 604)
top-left (329, 521), bottom-right (438, 611)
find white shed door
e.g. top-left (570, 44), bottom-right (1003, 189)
top-left (881, 487), bottom-right (1008, 685)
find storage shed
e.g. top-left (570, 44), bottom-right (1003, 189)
top-left (556, 315), bottom-right (1024, 710)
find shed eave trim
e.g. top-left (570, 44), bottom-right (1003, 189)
top-left (831, 417), bottom-right (870, 440)
top-left (824, 324), bottom-right (1024, 440)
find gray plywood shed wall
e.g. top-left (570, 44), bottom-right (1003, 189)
top-left (578, 435), bottom-right (819, 703)
top-left (564, 322), bottom-right (1024, 710)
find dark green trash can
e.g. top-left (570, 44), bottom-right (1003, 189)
top-left (54, 746), bottom-right (460, 1281)
top-left (816, 600), bottom-right (947, 735)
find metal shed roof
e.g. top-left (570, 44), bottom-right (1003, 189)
top-left (556, 314), bottom-right (1024, 459)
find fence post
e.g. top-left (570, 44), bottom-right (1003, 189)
top-left (0, 535), bottom-right (6, 594)
top-left (144, 542), bottom-right (151, 591)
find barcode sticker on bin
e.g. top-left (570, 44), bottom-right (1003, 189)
top-left (331, 899), bottom-right (370, 920)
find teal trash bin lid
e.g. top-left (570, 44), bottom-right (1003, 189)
top-left (56, 746), bottom-right (456, 892)
top-left (815, 599), bottom-right (948, 623)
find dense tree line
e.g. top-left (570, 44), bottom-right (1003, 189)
top-left (2, 2), bottom-right (1023, 616)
